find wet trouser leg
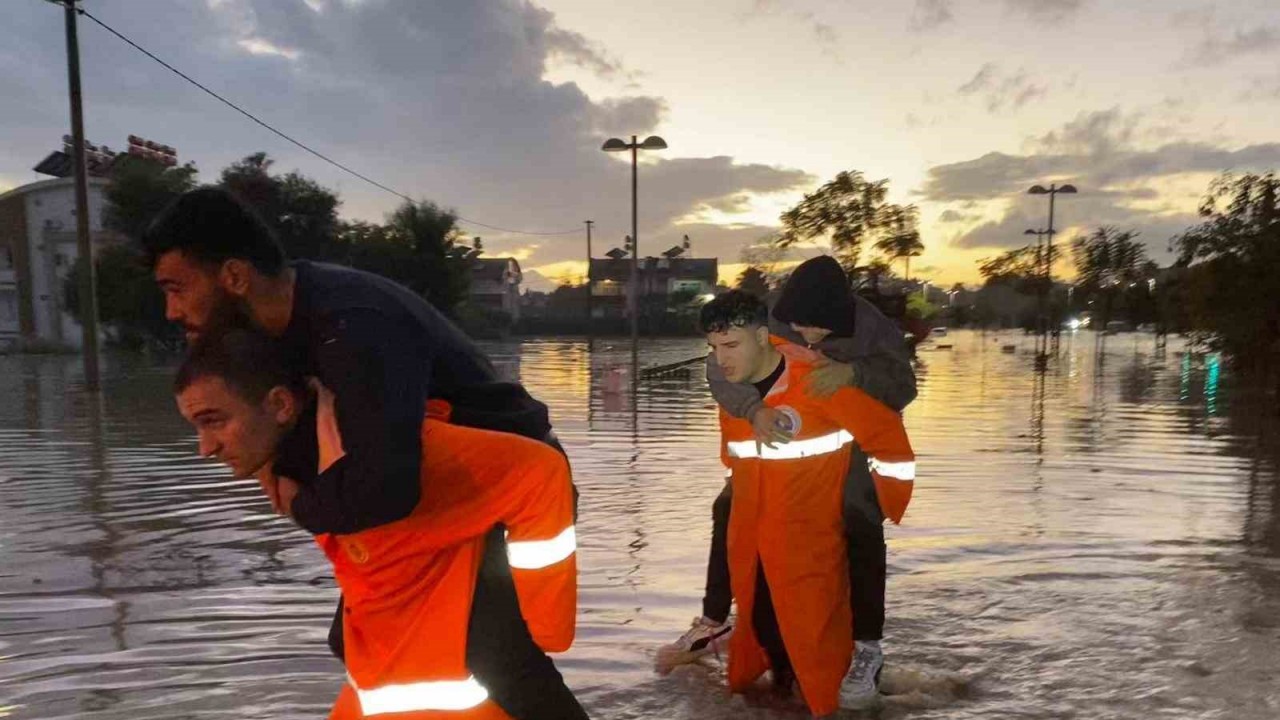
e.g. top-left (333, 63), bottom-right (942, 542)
top-left (701, 483), bottom-right (734, 623)
top-left (466, 526), bottom-right (589, 720)
top-left (843, 451), bottom-right (886, 642)
top-left (327, 528), bottom-right (588, 720)
top-left (751, 560), bottom-right (793, 686)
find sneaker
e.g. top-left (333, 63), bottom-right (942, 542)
top-left (840, 642), bottom-right (884, 709)
top-left (654, 616), bottom-right (733, 671)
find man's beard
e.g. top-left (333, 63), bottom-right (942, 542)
top-left (188, 290), bottom-right (254, 343)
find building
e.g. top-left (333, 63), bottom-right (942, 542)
top-left (469, 257), bottom-right (523, 321)
top-left (0, 176), bottom-right (115, 349)
top-left (588, 256), bottom-right (718, 319)
top-left (0, 134), bottom-right (175, 349)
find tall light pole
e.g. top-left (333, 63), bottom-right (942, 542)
top-left (602, 135), bottom-right (667, 349)
top-left (584, 219), bottom-right (594, 335)
top-left (1028, 183), bottom-right (1077, 355)
top-left (1024, 228), bottom-right (1051, 358)
top-left (55, 0), bottom-right (101, 390)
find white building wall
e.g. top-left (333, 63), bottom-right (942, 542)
top-left (20, 180), bottom-right (108, 347)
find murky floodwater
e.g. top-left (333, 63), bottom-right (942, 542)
top-left (1, 330), bottom-right (1278, 719)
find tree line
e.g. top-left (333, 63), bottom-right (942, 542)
top-left (67, 152), bottom-right (480, 349)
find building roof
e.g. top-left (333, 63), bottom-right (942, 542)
top-left (589, 256), bottom-right (717, 283)
top-left (0, 175), bottom-right (110, 205)
top-left (471, 257), bottom-right (522, 282)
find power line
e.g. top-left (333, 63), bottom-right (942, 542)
top-left (70, 3), bottom-right (583, 237)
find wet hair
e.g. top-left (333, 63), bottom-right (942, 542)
top-left (700, 290), bottom-right (769, 334)
top-left (142, 186), bottom-right (286, 275)
top-left (174, 328), bottom-right (305, 404)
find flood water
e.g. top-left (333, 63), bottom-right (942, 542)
top-left (1, 330), bottom-right (1278, 719)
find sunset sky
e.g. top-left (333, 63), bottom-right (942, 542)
top-left (4, 0), bottom-right (1279, 289)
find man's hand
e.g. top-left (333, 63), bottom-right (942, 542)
top-left (751, 406), bottom-right (793, 447)
top-left (806, 352), bottom-right (855, 398)
top-left (310, 377), bottom-right (347, 474)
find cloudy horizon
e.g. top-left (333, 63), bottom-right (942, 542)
top-left (4, 0), bottom-right (1279, 289)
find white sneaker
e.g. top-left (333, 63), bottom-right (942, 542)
top-left (840, 642), bottom-right (884, 709)
top-left (654, 616), bottom-right (733, 671)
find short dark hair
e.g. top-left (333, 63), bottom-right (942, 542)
top-left (142, 186), bottom-right (286, 275)
top-left (175, 327), bottom-right (305, 404)
top-left (700, 290), bottom-right (768, 334)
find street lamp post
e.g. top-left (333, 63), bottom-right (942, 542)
top-left (584, 220), bottom-right (594, 336)
top-left (1024, 227), bottom-right (1051, 356)
top-left (602, 135), bottom-right (667, 349)
top-left (1027, 183), bottom-right (1077, 355)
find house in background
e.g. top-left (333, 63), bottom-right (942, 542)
top-left (469, 257), bottom-right (523, 322)
top-left (0, 134), bottom-right (172, 349)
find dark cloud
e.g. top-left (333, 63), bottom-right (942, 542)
top-left (1, 0), bottom-right (811, 272)
top-left (957, 63), bottom-right (1048, 112)
top-left (909, 0), bottom-right (954, 32)
top-left (938, 209), bottom-right (981, 223)
top-left (1004, 0), bottom-right (1086, 23)
top-left (1191, 26), bottom-right (1280, 66)
top-left (922, 110), bottom-right (1280, 202)
top-left (924, 109), bottom-right (1280, 256)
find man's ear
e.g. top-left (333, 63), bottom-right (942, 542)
top-left (756, 324), bottom-right (770, 346)
top-left (218, 259), bottom-right (254, 298)
top-left (265, 385), bottom-right (299, 426)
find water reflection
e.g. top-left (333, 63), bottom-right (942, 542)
top-left (0, 331), bottom-right (1277, 719)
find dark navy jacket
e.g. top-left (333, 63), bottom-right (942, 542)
top-left (274, 261), bottom-right (555, 536)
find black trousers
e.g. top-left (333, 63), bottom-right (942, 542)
top-left (703, 449), bottom-right (887, 641)
top-left (328, 526), bottom-right (589, 720)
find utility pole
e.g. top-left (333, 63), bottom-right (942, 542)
top-left (584, 220), bottom-right (594, 336)
top-left (61, 0), bottom-right (101, 390)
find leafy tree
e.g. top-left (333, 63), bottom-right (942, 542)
top-left (1071, 227), bottom-right (1149, 327)
top-left (64, 245), bottom-right (180, 349)
top-left (736, 265), bottom-right (770, 298)
top-left (102, 154), bottom-right (200, 239)
top-left (1173, 172), bottom-right (1280, 374)
top-left (775, 170), bottom-right (915, 271)
top-left (977, 244), bottom-right (1054, 294)
top-left (219, 152), bottom-right (340, 260)
top-left (873, 205), bottom-right (924, 280)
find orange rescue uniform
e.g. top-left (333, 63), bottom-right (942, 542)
top-left (722, 340), bottom-right (915, 716)
top-left (323, 407), bottom-right (577, 719)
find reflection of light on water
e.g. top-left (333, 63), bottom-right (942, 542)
top-left (1205, 353), bottom-right (1221, 416)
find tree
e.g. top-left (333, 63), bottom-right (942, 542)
top-left (102, 154), bottom-right (199, 239)
top-left (736, 266), bottom-right (770, 298)
top-left (775, 170), bottom-right (913, 271)
top-left (64, 245), bottom-right (180, 350)
top-left (1071, 227), bottom-right (1149, 327)
top-left (872, 205), bottom-right (924, 280)
top-left (977, 245), bottom-right (1051, 294)
top-left (219, 152), bottom-right (341, 260)
top-left (1173, 172), bottom-right (1280, 374)
top-left (386, 200), bottom-right (472, 314)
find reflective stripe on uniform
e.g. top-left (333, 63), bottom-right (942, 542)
top-left (352, 674), bottom-right (489, 715)
top-left (868, 458), bottom-right (916, 481)
top-left (506, 525), bottom-right (577, 569)
top-left (726, 430), bottom-right (854, 460)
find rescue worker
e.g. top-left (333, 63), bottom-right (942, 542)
top-left (660, 255), bottom-right (916, 707)
top-left (700, 291), bottom-right (915, 718)
top-left (173, 328), bottom-right (586, 719)
top-left (144, 188), bottom-right (575, 719)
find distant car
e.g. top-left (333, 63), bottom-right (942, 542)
top-left (1104, 321), bottom-right (1129, 335)
top-left (1136, 323), bottom-right (1157, 333)
top-left (929, 327), bottom-right (948, 338)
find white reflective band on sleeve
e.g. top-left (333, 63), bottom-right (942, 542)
top-left (352, 674), bottom-right (489, 714)
top-left (724, 467), bottom-right (733, 478)
top-left (506, 525), bottom-right (577, 569)
top-left (726, 430), bottom-right (854, 460)
top-left (868, 458), bottom-right (916, 481)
